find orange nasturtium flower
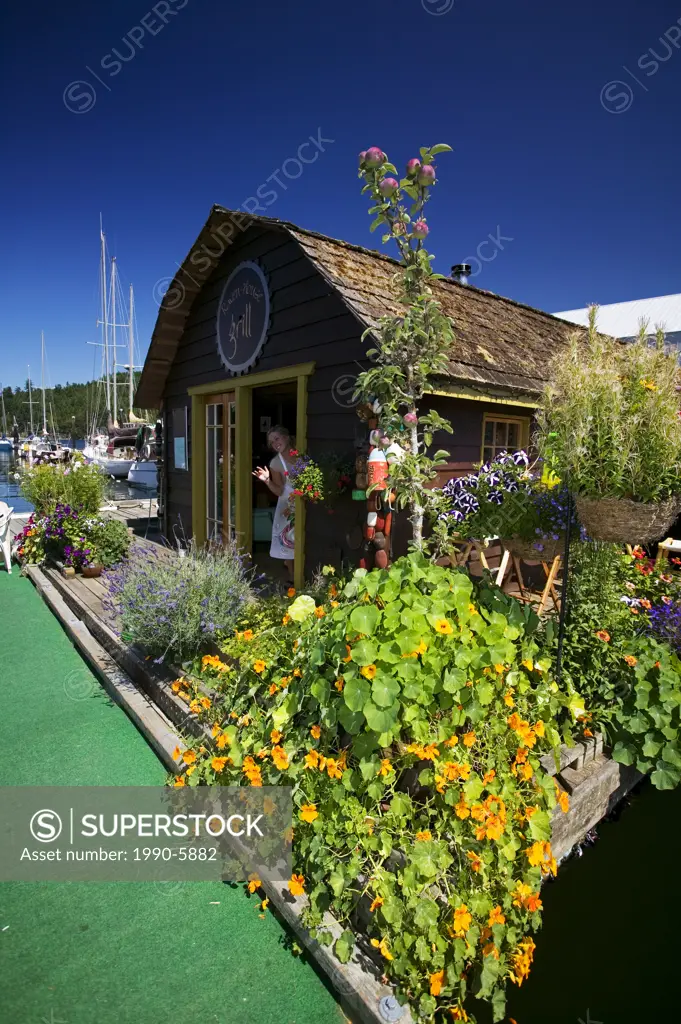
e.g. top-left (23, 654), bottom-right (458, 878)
top-left (181, 749), bottom-right (196, 765)
top-left (624, 654), bottom-right (637, 667)
top-left (173, 775), bottom-right (186, 787)
top-left (287, 587), bottom-right (296, 598)
top-left (288, 874), bottom-right (305, 896)
top-left (360, 663), bottom-right (377, 679)
top-left (451, 904), bottom-right (472, 937)
top-left (271, 745), bottom-right (289, 770)
top-left (210, 756), bottom-right (230, 773)
top-left (270, 729), bottom-right (283, 744)
top-left (370, 936), bottom-right (393, 960)
top-left (429, 969), bottom-right (445, 997)
top-left (241, 629), bottom-right (254, 641)
top-left (215, 733), bottom-right (230, 750)
top-left (443, 734), bottom-right (459, 748)
top-left (282, 614), bottom-right (292, 626)
top-left (378, 758), bottom-right (393, 777)
top-left (253, 660), bottom-right (267, 674)
top-left (334, 678), bottom-right (344, 692)
top-left (595, 630), bottom-right (611, 642)
top-left (466, 851), bottom-right (482, 872)
top-left (304, 750), bottom-right (319, 769)
top-left (310, 724), bottom-right (321, 740)
top-left (462, 731), bottom-right (476, 748)
top-left (299, 803), bottom-right (318, 823)
top-left (415, 830), bottom-right (432, 842)
top-left (369, 895), bottom-right (383, 913)
top-left (434, 618), bottom-right (453, 635)
top-left (488, 905), bottom-right (506, 927)
top-left (268, 683), bottom-right (278, 696)
top-left (247, 873), bottom-right (261, 893)
top-left (314, 606), bottom-right (326, 618)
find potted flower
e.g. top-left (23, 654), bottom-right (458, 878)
top-left (440, 451), bottom-right (577, 560)
top-left (285, 453), bottom-right (325, 519)
top-left (537, 307), bottom-right (681, 543)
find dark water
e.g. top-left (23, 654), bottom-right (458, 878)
top-left (497, 778), bottom-right (679, 1024)
top-left (0, 445), bottom-right (156, 514)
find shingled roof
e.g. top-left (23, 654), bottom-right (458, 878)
top-left (136, 206), bottom-right (581, 408)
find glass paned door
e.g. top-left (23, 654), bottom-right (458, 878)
top-left (206, 393), bottom-right (236, 542)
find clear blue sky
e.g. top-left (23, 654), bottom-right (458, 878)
top-left (1, 0), bottom-right (680, 389)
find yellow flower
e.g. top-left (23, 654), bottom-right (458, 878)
top-left (200, 696), bottom-right (212, 710)
top-left (181, 749), bottom-right (196, 765)
top-left (462, 731), bottom-right (476, 748)
top-left (493, 663), bottom-right (505, 674)
top-left (369, 895), bottom-right (383, 913)
top-left (434, 618), bottom-right (453, 635)
top-left (360, 663), bottom-right (377, 679)
top-left (216, 733), bottom-right (230, 750)
top-left (282, 614), bottom-right (292, 626)
top-left (330, 601), bottom-right (340, 609)
top-left (268, 683), bottom-right (278, 696)
top-left (488, 905), bottom-right (506, 927)
top-left (310, 724), bottom-right (321, 740)
top-left (304, 749), bottom-right (319, 769)
top-left (270, 729), bottom-right (283, 744)
top-left (314, 606), bottom-right (326, 618)
top-left (641, 378), bottom-right (657, 391)
top-left (443, 734), bottom-right (458, 748)
top-left (211, 756), bottom-right (230, 773)
top-left (288, 873), bottom-right (305, 896)
top-left (378, 758), bottom-right (393, 777)
top-left (247, 873), bottom-right (261, 893)
top-left (280, 676), bottom-right (291, 686)
top-left (370, 936), bottom-right (393, 960)
top-left (451, 904), bottom-right (472, 937)
top-left (242, 629), bottom-right (254, 641)
top-left (326, 758), bottom-right (343, 780)
top-left (271, 745), bottom-right (289, 770)
top-left (521, 658), bottom-right (534, 672)
top-left (293, 667), bottom-right (302, 677)
top-left (189, 699), bottom-right (203, 714)
top-left (454, 796), bottom-right (470, 820)
top-left (415, 830), bottom-right (432, 841)
top-left (173, 775), bottom-right (186, 787)
top-left (260, 898), bottom-right (269, 912)
top-left (253, 660), bottom-right (266, 674)
top-left (466, 850), bottom-right (481, 872)
top-left (172, 746), bottom-right (181, 761)
top-left (534, 720), bottom-right (545, 738)
top-left (334, 678), bottom-right (344, 692)
top-left (299, 803), bottom-right (318, 823)
top-left (429, 969), bottom-right (445, 997)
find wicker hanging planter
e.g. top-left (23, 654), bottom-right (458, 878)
top-left (500, 535), bottom-right (565, 561)
top-left (574, 495), bottom-right (681, 544)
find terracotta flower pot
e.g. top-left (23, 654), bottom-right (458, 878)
top-left (82, 564), bottom-right (104, 578)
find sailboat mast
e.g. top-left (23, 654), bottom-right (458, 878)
top-left (100, 219), bottom-right (111, 417)
top-left (111, 256), bottom-right (117, 425)
top-left (128, 284), bottom-right (134, 418)
top-left (1, 383), bottom-right (7, 435)
top-left (27, 366), bottom-right (34, 434)
top-left (41, 331), bottom-right (47, 434)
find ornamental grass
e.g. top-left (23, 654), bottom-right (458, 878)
top-left (537, 306), bottom-right (681, 503)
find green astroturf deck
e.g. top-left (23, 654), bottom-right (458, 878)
top-left (0, 570), bottom-right (345, 1024)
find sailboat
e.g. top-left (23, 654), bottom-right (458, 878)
top-left (0, 384), bottom-right (12, 452)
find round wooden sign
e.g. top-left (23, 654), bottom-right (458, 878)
top-left (216, 261), bottom-right (271, 373)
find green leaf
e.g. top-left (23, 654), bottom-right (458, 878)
top-left (642, 733), bottom-right (662, 759)
top-left (430, 143), bottom-right (453, 156)
top-left (328, 871), bottom-right (345, 898)
top-left (363, 699), bottom-right (399, 733)
top-left (443, 667), bottom-right (466, 692)
top-left (476, 681), bottom-right (494, 706)
top-left (350, 605), bottom-right (380, 636)
top-left (528, 810), bottom-right (551, 841)
top-left (334, 930), bottom-right (355, 964)
top-left (350, 638), bottom-right (378, 665)
top-left (413, 898), bottom-right (439, 932)
top-left (337, 703), bottom-right (364, 734)
top-left (372, 675), bottom-right (401, 708)
top-left (389, 792), bottom-right (413, 818)
top-left (611, 740), bottom-right (636, 766)
top-left (651, 761), bottom-right (681, 790)
top-left (311, 677), bottom-right (330, 704)
top-left (343, 676), bottom-right (371, 712)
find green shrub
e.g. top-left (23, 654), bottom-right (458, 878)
top-left (88, 518), bottom-right (131, 568)
top-left (537, 308), bottom-right (681, 502)
top-left (103, 539), bottom-right (252, 662)
top-left (20, 458), bottom-right (104, 516)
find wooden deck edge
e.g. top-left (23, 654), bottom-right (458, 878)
top-left (26, 566), bottom-right (183, 773)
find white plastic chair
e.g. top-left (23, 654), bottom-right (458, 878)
top-left (0, 501), bottom-right (14, 574)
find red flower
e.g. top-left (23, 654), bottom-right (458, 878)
top-left (289, 449), bottom-right (299, 456)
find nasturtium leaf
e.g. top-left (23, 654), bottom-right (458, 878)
top-left (352, 732), bottom-right (379, 759)
top-left (334, 930), bottom-right (355, 964)
top-left (343, 676), bottom-right (371, 712)
top-left (349, 604), bottom-right (380, 636)
top-left (625, 710), bottom-right (650, 734)
top-left (651, 761), bottom-right (681, 790)
top-left (363, 699), bottom-right (399, 733)
top-left (350, 639), bottom-right (378, 666)
top-left (661, 742), bottom-right (681, 767)
top-left (476, 680), bottom-right (495, 705)
top-left (443, 667), bottom-right (466, 692)
top-left (464, 777), bottom-right (484, 802)
top-left (337, 703), bottom-right (364, 734)
top-left (328, 870), bottom-right (345, 898)
top-left (611, 741), bottom-right (636, 766)
top-left (409, 842), bottom-right (439, 878)
top-left (642, 733), bottom-right (662, 758)
top-left (413, 898), bottom-right (439, 932)
top-left (381, 898), bottom-right (403, 926)
top-left (372, 675), bottom-right (401, 708)
top-left (389, 792), bottom-right (413, 818)
top-left (366, 780), bottom-right (384, 800)
top-left (528, 810), bottom-right (551, 841)
top-left (311, 677), bottom-right (330, 704)
top-left (359, 757), bottom-right (380, 781)
top-left (414, 935), bottom-right (430, 963)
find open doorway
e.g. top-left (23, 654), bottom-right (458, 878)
top-left (251, 381), bottom-right (297, 587)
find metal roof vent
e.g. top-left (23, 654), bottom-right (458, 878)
top-left (451, 263), bottom-right (471, 285)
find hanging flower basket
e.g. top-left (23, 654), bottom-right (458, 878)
top-left (574, 495), bottom-right (681, 544)
top-left (500, 535), bottom-right (564, 562)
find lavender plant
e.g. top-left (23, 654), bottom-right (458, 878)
top-left (103, 539), bottom-right (252, 662)
top-left (647, 601), bottom-right (681, 655)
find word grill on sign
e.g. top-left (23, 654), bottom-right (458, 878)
top-left (216, 262), bottom-right (271, 373)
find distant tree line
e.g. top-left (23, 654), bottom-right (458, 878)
top-left (0, 374), bottom-right (156, 438)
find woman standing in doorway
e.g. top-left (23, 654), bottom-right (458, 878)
top-left (253, 425), bottom-right (296, 581)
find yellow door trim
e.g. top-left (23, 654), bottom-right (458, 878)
top-left (188, 361), bottom-right (315, 396)
top-left (189, 364), bottom-right (314, 589)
